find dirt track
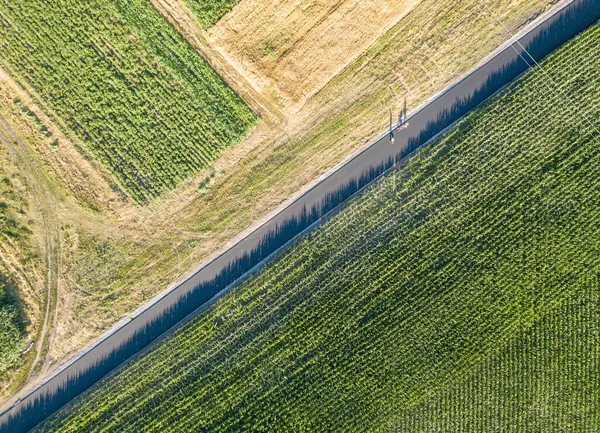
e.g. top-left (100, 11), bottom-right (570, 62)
top-left (0, 115), bottom-right (60, 392)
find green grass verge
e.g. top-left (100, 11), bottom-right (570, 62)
top-left (0, 275), bottom-right (24, 378)
top-left (36, 19), bottom-right (600, 432)
top-left (0, 165), bottom-right (29, 377)
top-left (182, 0), bottom-right (240, 29)
top-left (0, 0), bottom-right (256, 203)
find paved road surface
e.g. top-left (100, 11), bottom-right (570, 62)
top-left (2, 0), bottom-right (599, 431)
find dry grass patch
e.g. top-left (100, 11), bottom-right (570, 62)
top-left (207, 0), bottom-right (420, 111)
top-left (0, 115), bottom-right (47, 400)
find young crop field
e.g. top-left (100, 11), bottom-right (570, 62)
top-left (35, 18), bottom-right (600, 433)
top-left (393, 284), bottom-right (600, 431)
top-left (0, 0), bottom-right (256, 203)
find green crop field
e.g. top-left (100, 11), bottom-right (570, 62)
top-left (182, 0), bottom-right (240, 29)
top-left (36, 19), bottom-right (600, 433)
top-left (393, 284), bottom-right (600, 431)
top-left (0, 0), bottom-right (256, 203)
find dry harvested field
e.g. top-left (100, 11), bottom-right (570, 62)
top-left (206, 0), bottom-right (420, 110)
top-left (0, 0), bottom-right (558, 403)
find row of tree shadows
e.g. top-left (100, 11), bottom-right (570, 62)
top-left (3, 1), bottom-right (600, 431)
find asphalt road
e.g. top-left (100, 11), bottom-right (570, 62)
top-left (2, 0), bottom-right (599, 431)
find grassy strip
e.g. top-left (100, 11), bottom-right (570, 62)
top-left (0, 152), bottom-right (32, 377)
top-left (182, 0), bottom-right (240, 29)
top-left (0, 0), bottom-right (256, 203)
top-left (0, 276), bottom-right (24, 377)
top-left (36, 18), bottom-right (600, 432)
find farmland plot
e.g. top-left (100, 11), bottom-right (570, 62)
top-left (36, 18), bottom-right (600, 433)
top-left (0, 276), bottom-right (24, 380)
top-left (0, 0), bottom-right (256, 203)
top-left (393, 284), bottom-right (600, 432)
top-left (205, 0), bottom-right (419, 109)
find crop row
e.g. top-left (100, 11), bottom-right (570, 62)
top-left (0, 0), bottom-right (256, 202)
top-left (36, 19), bottom-right (600, 432)
top-left (393, 281), bottom-right (600, 432)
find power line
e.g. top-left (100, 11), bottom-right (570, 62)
top-left (477, 0), bottom-right (600, 138)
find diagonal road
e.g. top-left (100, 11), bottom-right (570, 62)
top-left (2, 0), bottom-right (600, 431)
